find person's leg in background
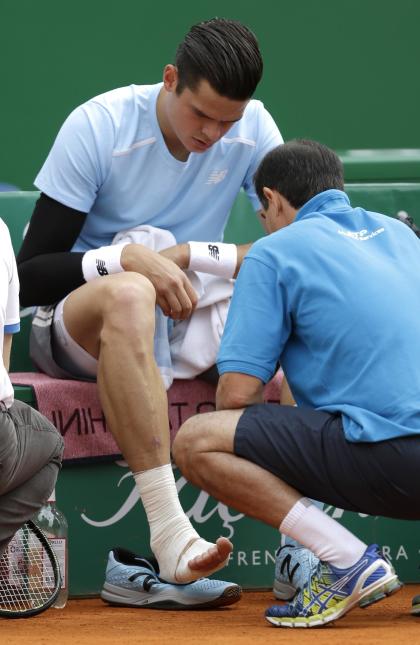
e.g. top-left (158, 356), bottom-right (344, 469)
top-left (0, 400), bottom-right (64, 555)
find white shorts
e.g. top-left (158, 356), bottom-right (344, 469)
top-left (52, 297), bottom-right (98, 379)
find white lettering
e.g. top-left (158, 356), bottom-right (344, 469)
top-left (238, 551), bottom-right (248, 566)
top-left (396, 545), bottom-right (408, 560)
top-left (382, 545), bottom-right (391, 560)
top-left (265, 550), bottom-right (276, 565)
top-left (252, 550), bottom-right (261, 566)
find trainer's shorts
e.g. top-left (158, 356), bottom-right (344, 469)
top-left (234, 404), bottom-right (420, 520)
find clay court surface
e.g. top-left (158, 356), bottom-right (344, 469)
top-left (2, 585), bottom-right (420, 644)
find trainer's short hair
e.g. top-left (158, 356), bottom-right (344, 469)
top-left (254, 139), bottom-right (344, 210)
top-left (175, 18), bottom-right (263, 100)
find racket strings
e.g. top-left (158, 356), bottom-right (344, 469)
top-left (0, 525), bottom-right (56, 613)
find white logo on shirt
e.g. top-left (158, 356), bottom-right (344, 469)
top-left (206, 169), bottom-right (228, 185)
top-left (337, 227), bottom-right (385, 241)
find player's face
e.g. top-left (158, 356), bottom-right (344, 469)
top-left (162, 66), bottom-right (248, 155)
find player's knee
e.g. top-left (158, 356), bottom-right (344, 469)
top-left (102, 273), bottom-right (156, 333)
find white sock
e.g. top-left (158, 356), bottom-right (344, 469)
top-left (134, 464), bottom-right (227, 583)
top-left (280, 498), bottom-right (367, 569)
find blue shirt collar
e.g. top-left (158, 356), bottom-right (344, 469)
top-left (295, 190), bottom-right (350, 222)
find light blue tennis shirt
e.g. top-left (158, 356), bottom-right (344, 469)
top-left (218, 190), bottom-right (420, 442)
top-left (35, 83), bottom-right (282, 251)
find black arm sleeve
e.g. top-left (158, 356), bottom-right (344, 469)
top-left (17, 193), bottom-right (88, 307)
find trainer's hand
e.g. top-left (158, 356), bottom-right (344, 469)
top-left (121, 244), bottom-right (198, 319)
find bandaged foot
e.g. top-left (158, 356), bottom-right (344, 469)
top-left (134, 464), bottom-right (232, 584)
top-left (157, 535), bottom-right (233, 584)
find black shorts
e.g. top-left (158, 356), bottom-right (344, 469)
top-left (234, 404), bottom-right (420, 520)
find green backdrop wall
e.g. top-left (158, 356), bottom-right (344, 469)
top-left (1, 0), bottom-right (420, 190)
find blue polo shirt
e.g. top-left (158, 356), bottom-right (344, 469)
top-left (218, 189), bottom-right (420, 442)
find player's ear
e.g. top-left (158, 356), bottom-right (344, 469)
top-left (163, 64), bottom-right (178, 93)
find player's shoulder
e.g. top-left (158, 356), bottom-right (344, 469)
top-left (80, 83), bottom-right (160, 122)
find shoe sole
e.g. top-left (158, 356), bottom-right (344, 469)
top-left (101, 582), bottom-right (242, 610)
top-left (266, 562), bottom-right (402, 628)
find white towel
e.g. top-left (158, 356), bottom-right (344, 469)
top-left (113, 226), bottom-right (233, 386)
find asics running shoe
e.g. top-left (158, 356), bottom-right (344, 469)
top-left (100, 548), bottom-right (241, 609)
top-left (273, 545), bottom-right (319, 600)
top-left (266, 544), bottom-right (402, 628)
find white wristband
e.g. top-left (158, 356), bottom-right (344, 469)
top-left (82, 243), bottom-right (128, 282)
top-left (188, 242), bottom-right (237, 278)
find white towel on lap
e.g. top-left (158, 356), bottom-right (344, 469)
top-left (113, 226), bottom-right (233, 387)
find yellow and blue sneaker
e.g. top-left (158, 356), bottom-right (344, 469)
top-left (266, 544), bottom-right (402, 628)
top-left (101, 548), bottom-right (241, 609)
top-left (273, 545), bottom-right (319, 600)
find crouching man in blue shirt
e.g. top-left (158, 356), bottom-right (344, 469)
top-left (173, 139), bottom-right (420, 628)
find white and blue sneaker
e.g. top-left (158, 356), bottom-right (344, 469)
top-left (273, 545), bottom-right (319, 600)
top-left (100, 548), bottom-right (242, 609)
top-left (267, 544), bottom-right (402, 628)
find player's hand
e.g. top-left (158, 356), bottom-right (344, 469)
top-left (121, 244), bottom-right (198, 319)
top-left (159, 243), bottom-right (190, 269)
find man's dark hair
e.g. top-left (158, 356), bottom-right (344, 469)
top-left (254, 139), bottom-right (345, 210)
top-left (175, 18), bottom-right (263, 100)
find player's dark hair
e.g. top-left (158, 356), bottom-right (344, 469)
top-left (175, 18), bottom-right (263, 100)
top-left (254, 139), bottom-right (344, 210)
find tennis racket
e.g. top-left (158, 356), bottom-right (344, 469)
top-left (0, 520), bottom-right (61, 618)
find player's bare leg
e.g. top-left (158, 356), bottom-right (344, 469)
top-left (62, 272), bottom-right (230, 583)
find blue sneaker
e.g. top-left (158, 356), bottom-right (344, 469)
top-left (412, 594), bottom-right (420, 616)
top-left (266, 544), bottom-right (402, 628)
top-left (273, 545), bottom-right (319, 600)
top-left (100, 548), bottom-right (242, 609)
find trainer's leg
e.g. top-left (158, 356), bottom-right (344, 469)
top-left (61, 273), bottom-right (231, 582)
top-left (0, 401), bottom-right (64, 555)
top-left (173, 410), bottom-right (366, 571)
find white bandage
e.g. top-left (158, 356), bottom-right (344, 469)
top-left (188, 241), bottom-right (237, 278)
top-left (82, 243), bottom-right (128, 282)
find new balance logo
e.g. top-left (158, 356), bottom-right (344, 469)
top-left (206, 169), bottom-right (228, 185)
top-left (208, 244), bottom-right (220, 261)
top-left (96, 259), bottom-right (109, 276)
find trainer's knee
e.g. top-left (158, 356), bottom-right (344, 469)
top-left (172, 415), bottom-right (206, 478)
